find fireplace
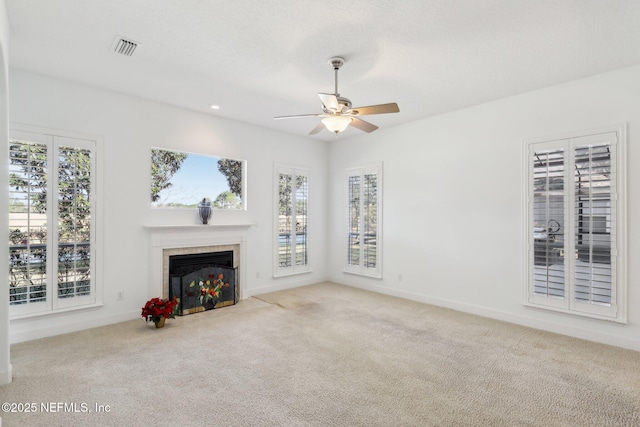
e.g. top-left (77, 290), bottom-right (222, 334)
top-left (169, 250), bottom-right (237, 315)
top-left (146, 223), bottom-right (253, 306)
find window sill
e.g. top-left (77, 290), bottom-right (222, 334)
top-left (273, 269), bottom-right (312, 278)
top-left (522, 301), bottom-right (626, 324)
top-left (343, 269), bottom-right (382, 279)
top-left (10, 302), bottom-right (105, 321)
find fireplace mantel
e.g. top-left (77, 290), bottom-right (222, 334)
top-left (144, 223), bottom-right (255, 231)
top-left (146, 223), bottom-right (254, 299)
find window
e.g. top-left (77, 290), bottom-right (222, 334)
top-left (524, 127), bottom-right (626, 321)
top-left (345, 163), bottom-right (382, 278)
top-left (151, 148), bottom-right (245, 210)
top-left (9, 127), bottom-right (100, 317)
top-left (274, 165), bottom-right (310, 276)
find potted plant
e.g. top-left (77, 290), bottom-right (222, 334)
top-left (141, 297), bottom-right (177, 328)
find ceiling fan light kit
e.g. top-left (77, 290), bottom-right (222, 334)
top-left (322, 115), bottom-right (353, 134)
top-left (274, 56), bottom-right (399, 136)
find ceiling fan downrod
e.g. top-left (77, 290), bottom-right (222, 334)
top-left (329, 56), bottom-right (344, 97)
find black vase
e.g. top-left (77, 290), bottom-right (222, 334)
top-left (202, 297), bottom-right (216, 311)
top-left (198, 198), bottom-right (212, 224)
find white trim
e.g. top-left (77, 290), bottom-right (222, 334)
top-left (8, 124), bottom-right (104, 318)
top-left (9, 308), bottom-right (138, 344)
top-left (333, 277), bottom-right (640, 352)
top-left (522, 124), bottom-right (626, 322)
top-left (150, 147), bottom-right (247, 211)
top-left (147, 223), bottom-right (253, 300)
top-left (9, 302), bottom-right (105, 321)
top-left (273, 163), bottom-right (311, 277)
top-left (0, 365), bottom-right (11, 387)
top-left (144, 223), bottom-right (255, 230)
top-left (344, 162), bottom-right (383, 279)
top-left (244, 277), bottom-right (326, 299)
top-left (10, 122), bottom-right (102, 142)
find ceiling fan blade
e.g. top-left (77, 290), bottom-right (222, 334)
top-left (351, 103), bottom-right (399, 116)
top-left (274, 113), bottom-right (321, 120)
top-left (318, 93), bottom-right (339, 111)
top-left (350, 117), bottom-right (379, 133)
top-left (308, 122), bottom-right (326, 135)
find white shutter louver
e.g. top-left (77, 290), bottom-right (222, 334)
top-left (525, 128), bottom-right (624, 321)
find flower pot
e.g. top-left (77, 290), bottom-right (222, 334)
top-left (154, 317), bottom-right (166, 328)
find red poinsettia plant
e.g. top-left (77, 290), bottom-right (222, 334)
top-left (141, 297), bottom-right (177, 323)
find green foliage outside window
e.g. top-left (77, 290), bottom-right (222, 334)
top-left (151, 148), bottom-right (244, 209)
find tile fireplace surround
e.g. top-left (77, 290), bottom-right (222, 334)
top-left (146, 224), bottom-right (253, 301)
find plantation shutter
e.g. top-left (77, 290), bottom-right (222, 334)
top-left (295, 174), bottom-right (308, 267)
top-left (570, 133), bottom-right (616, 316)
top-left (345, 164), bottom-right (382, 278)
top-left (274, 165), bottom-right (310, 276)
top-left (531, 146), bottom-right (566, 302)
top-left (527, 130), bottom-right (621, 319)
top-left (347, 174), bottom-right (361, 267)
top-left (9, 129), bottom-right (97, 316)
top-left (9, 132), bottom-right (52, 315)
top-left (278, 172), bottom-right (293, 269)
top-left (55, 137), bottom-right (96, 309)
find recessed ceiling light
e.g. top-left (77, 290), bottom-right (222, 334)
top-left (210, 104), bottom-right (220, 110)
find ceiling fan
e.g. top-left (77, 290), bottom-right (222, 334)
top-left (274, 57), bottom-right (400, 135)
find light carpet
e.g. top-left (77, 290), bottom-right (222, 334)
top-left (1, 282), bottom-right (639, 426)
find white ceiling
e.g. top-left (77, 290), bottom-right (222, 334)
top-left (6, 0), bottom-right (640, 141)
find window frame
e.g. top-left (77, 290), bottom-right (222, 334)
top-left (9, 124), bottom-right (103, 319)
top-left (273, 164), bottom-right (311, 277)
top-left (344, 163), bottom-right (383, 278)
top-left (522, 125), bottom-right (627, 322)
top-left (150, 147), bottom-right (247, 211)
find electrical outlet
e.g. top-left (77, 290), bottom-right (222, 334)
top-left (256, 272), bottom-right (260, 279)
top-left (117, 291), bottom-right (124, 301)
top-left (398, 274), bottom-right (403, 282)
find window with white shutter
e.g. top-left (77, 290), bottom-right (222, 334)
top-left (345, 163), bottom-right (382, 278)
top-left (524, 127), bottom-right (626, 321)
top-left (274, 165), bottom-right (310, 276)
top-left (9, 126), bottom-right (100, 317)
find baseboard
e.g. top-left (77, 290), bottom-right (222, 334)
top-left (0, 364), bottom-right (12, 386)
top-left (243, 276), bottom-right (329, 298)
top-left (332, 277), bottom-right (640, 352)
top-left (9, 276), bottom-right (330, 343)
top-left (10, 310), bottom-right (140, 344)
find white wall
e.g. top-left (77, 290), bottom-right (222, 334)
top-left (7, 62), bottom-right (640, 351)
top-left (328, 64), bottom-right (640, 351)
top-left (0, 0), bottom-right (12, 385)
top-left (8, 69), bottom-right (328, 343)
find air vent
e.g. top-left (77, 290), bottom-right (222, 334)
top-left (112, 36), bottom-right (139, 57)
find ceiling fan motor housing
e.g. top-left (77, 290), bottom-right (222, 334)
top-left (322, 96), bottom-right (352, 114)
top-left (328, 56), bottom-right (345, 70)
